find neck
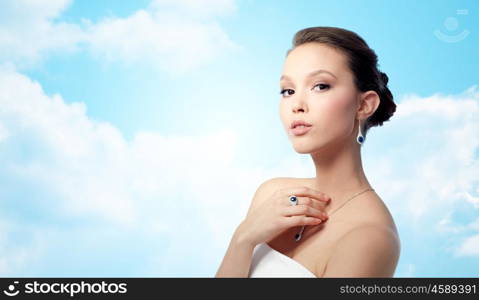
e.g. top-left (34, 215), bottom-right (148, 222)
top-left (309, 136), bottom-right (372, 215)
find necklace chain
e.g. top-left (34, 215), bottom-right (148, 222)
top-left (294, 187), bottom-right (375, 241)
top-left (326, 187), bottom-right (375, 217)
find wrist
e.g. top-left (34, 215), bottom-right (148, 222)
top-left (233, 223), bottom-right (256, 249)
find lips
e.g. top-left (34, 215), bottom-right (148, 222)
top-left (290, 120), bottom-right (313, 136)
top-left (290, 120), bottom-right (312, 129)
top-left (291, 125), bottom-right (312, 136)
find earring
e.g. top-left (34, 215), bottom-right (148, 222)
top-left (356, 119), bottom-right (365, 144)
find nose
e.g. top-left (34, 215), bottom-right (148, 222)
top-left (291, 92), bottom-right (307, 113)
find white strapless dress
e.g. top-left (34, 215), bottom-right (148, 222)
top-left (248, 242), bottom-right (317, 277)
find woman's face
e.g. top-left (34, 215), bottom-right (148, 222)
top-left (279, 42), bottom-right (360, 154)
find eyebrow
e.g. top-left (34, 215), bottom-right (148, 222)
top-left (280, 69), bottom-right (337, 81)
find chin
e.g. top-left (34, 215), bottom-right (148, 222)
top-left (291, 143), bottom-right (317, 154)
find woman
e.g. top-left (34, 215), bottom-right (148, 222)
top-left (215, 26), bottom-right (400, 278)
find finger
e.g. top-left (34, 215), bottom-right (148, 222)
top-left (284, 215), bottom-right (323, 227)
top-left (286, 196), bottom-right (328, 210)
top-left (285, 186), bottom-right (331, 203)
top-left (282, 205), bottom-right (329, 221)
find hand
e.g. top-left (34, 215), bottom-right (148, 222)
top-left (237, 186), bottom-right (331, 247)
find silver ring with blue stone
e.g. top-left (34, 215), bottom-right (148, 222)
top-left (289, 195), bottom-right (298, 206)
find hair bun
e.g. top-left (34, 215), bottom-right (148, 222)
top-left (379, 71), bottom-right (389, 86)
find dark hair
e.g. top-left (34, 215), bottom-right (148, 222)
top-left (287, 26), bottom-right (396, 138)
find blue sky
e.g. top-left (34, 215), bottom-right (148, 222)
top-left (0, 0), bottom-right (478, 277)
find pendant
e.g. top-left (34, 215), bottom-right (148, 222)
top-left (294, 225), bottom-right (305, 241)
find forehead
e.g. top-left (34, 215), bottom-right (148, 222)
top-left (281, 42), bottom-right (349, 80)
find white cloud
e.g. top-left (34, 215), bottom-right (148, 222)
top-left (365, 86), bottom-right (479, 217)
top-left (446, 218), bottom-right (479, 257)
top-left (84, 8), bottom-right (240, 75)
top-left (0, 67), bottom-right (282, 275)
top-left (456, 234), bottom-right (479, 256)
top-left (0, 122), bottom-right (9, 142)
top-left (0, 65), bottom-right (243, 227)
top-left (0, 0), bottom-right (241, 74)
top-left (469, 218), bottom-right (479, 230)
top-left (0, 66), bottom-right (135, 225)
top-left (0, 0), bottom-right (86, 68)
top-left (0, 219), bottom-right (47, 276)
top-left (362, 86), bottom-right (479, 260)
top-left (436, 213), bottom-right (467, 234)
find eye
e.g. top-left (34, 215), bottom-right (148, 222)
top-left (312, 83), bottom-right (330, 91)
top-left (280, 89), bottom-right (295, 97)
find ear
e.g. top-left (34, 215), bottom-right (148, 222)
top-left (357, 90), bottom-right (380, 120)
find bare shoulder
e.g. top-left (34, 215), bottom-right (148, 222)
top-left (322, 224), bottom-right (401, 277)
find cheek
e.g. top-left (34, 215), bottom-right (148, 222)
top-left (322, 87), bottom-right (356, 117)
top-left (313, 90), bottom-right (356, 135)
top-left (321, 96), bottom-right (351, 116)
top-left (279, 101), bottom-right (289, 129)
